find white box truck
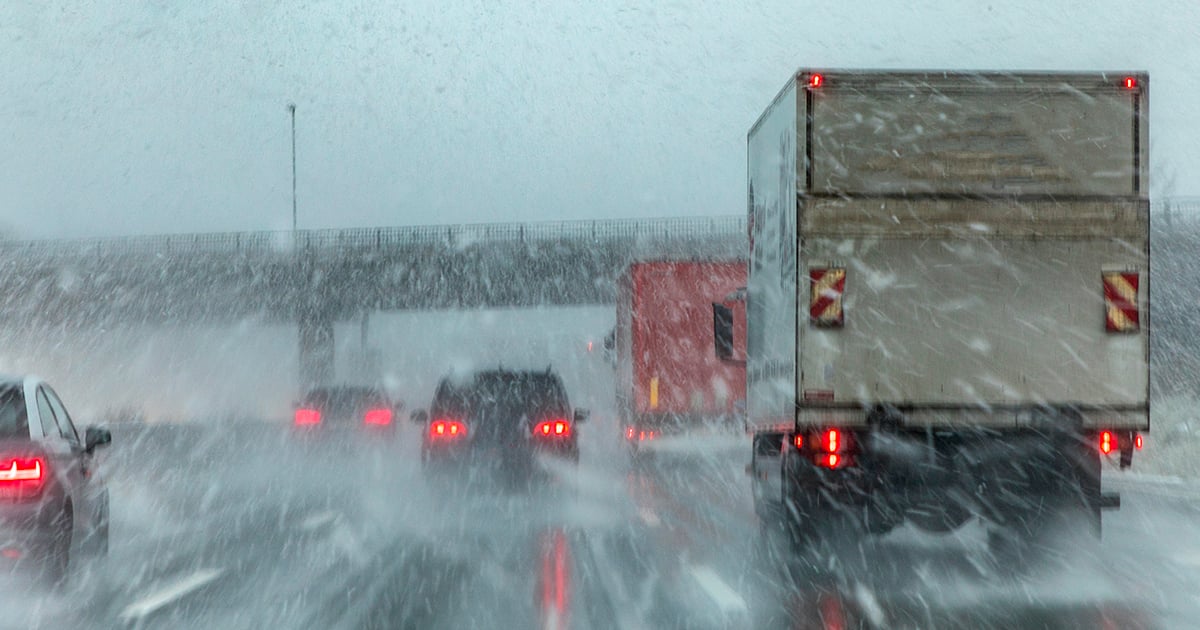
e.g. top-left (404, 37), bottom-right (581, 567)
top-left (721, 70), bottom-right (1149, 558)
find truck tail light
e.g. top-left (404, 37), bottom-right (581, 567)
top-left (1103, 271), bottom-right (1139, 333)
top-left (363, 408), bottom-right (393, 426)
top-left (1100, 430), bottom-right (1116, 455)
top-left (809, 428), bottom-right (854, 469)
top-left (430, 419), bottom-right (467, 440)
top-left (809, 268), bottom-right (846, 328)
top-left (0, 456), bottom-right (47, 500)
top-left (1135, 433), bottom-right (1143, 450)
top-left (294, 408), bottom-right (321, 425)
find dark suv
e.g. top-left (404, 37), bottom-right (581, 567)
top-left (412, 369), bottom-right (587, 479)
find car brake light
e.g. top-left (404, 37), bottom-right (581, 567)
top-left (431, 419), bottom-right (467, 440)
top-left (294, 408), bottom-right (321, 425)
top-left (535, 420), bottom-right (572, 438)
top-left (1100, 430), bottom-right (1115, 455)
top-left (364, 408), bottom-right (393, 426)
top-left (0, 457), bottom-right (46, 500)
top-left (0, 458), bottom-right (42, 482)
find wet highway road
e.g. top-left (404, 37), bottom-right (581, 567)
top-left (2, 422), bottom-right (1196, 629)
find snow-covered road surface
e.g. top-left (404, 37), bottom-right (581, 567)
top-left (0, 422), bottom-right (1194, 629)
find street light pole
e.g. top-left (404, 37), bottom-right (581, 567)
top-left (288, 103), bottom-right (297, 232)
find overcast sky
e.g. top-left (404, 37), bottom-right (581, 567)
top-left (2, 0), bottom-right (1198, 239)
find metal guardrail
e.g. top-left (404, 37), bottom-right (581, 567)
top-left (0, 198), bottom-right (1197, 258)
top-left (0, 216), bottom-right (748, 257)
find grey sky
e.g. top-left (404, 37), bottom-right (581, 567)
top-left (2, 0), bottom-right (1197, 239)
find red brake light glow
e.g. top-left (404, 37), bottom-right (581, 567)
top-left (294, 408), bottom-right (321, 425)
top-left (1135, 433), bottom-right (1143, 450)
top-left (809, 73), bottom-right (824, 88)
top-left (0, 458), bottom-right (42, 482)
top-left (363, 408), bottom-right (393, 426)
top-left (0, 457), bottom-right (46, 500)
top-left (1100, 430), bottom-right (1115, 455)
top-left (1123, 76), bottom-right (1137, 89)
top-left (430, 419), bottom-right (467, 440)
top-left (793, 434), bottom-right (803, 450)
top-left (535, 420), bottom-right (572, 438)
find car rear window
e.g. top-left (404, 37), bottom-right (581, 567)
top-left (0, 386), bottom-right (29, 439)
top-left (301, 387), bottom-right (386, 421)
top-left (432, 372), bottom-right (569, 429)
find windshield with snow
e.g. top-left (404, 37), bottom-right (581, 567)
top-left (1, 3), bottom-right (1198, 629)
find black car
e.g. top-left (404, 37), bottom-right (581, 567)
top-left (0, 376), bottom-right (111, 585)
top-left (412, 369), bottom-right (588, 480)
top-left (292, 385), bottom-right (402, 442)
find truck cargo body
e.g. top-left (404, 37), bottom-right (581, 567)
top-left (744, 70), bottom-right (1149, 546)
top-left (616, 261), bottom-right (746, 448)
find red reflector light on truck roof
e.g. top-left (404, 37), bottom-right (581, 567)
top-left (1123, 76), bottom-right (1137, 89)
top-left (1135, 433), bottom-right (1143, 450)
top-left (809, 73), bottom-right (824, 88)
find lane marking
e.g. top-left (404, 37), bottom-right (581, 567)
top-left (299, 510), bottom-right (340, 531)
top-left (119, 568), bottom-right (225, 623)
top-left (689, 565), bottom-right (748, 615)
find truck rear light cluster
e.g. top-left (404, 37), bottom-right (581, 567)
top-left (814, 428), bottom-right (853, 469)
top-left (1100, 430), bottom-right (1116, 455)
top-left (791, 428), bottom-right (855, 469)
top-left (0, 456), bottom-right (47, 500)
top-left (1098, 430), bottom-right (1143, 454)
top-left (1098, 429), bottom-right (1143, 470)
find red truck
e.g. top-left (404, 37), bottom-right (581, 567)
top-left (614, 260), bottom-right (746, 454)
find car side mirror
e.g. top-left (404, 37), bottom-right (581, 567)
top-left (410, 409), bottom-right (429, 424)
top-left (85, 426), bottom-right (112, 452)
top-left (573, 408), bottom-right (589, 424)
